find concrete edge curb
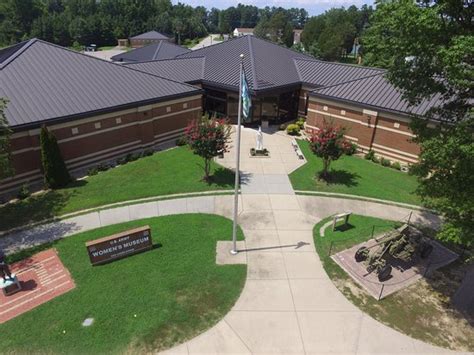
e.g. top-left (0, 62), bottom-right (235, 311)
top-left (0, 190), bottom-right (234, 238)
top-left (294, 190), bottom-right (436, 213)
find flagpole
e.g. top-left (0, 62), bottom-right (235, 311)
top-left (230, 54), bottom-right (244, 255)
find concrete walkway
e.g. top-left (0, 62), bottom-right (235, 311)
top-left (1, 128), bottom-right (469, 354)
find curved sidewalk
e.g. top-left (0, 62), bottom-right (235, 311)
top-left (1, 194), bottom-right (463, 354)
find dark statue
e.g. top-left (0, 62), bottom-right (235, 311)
top-left (0, 249), bottom-right (13, 282)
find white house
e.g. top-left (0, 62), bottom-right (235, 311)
top-left (233, 28), bottom-right (254, 37)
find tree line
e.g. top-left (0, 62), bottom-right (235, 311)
top-left (0, 0), bottom-right (309, 48)
top-left (300, 5), bottom-right (373, 61)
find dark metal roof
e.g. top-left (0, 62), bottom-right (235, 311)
top-left (0, 39), bottom-right (201, 129)
top-left (126, 57), bottom-right (205, 83)
top-left (294, 58), bottom-right (384, 88)
top-left (131, 36), bottom-right (383, 94)
top-left (310, 73), bottom-right (443, 116)
top-left (111, 41), bottom-right (190, 63)
top-left (176, 36), bottom-right (314, 92)
top-left (130, 31), bottom-right (170, 40)
top-left (0, 40), bottom-right (30, 66)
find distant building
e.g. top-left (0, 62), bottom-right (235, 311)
top-left (293, 29), bottom-right (303, 45)
top-left (111, 41), bottom-right (190, 63)
top-left (233, 28), bottom-right (254, 37)
top-left (129, 31), bottom-right (173, 48)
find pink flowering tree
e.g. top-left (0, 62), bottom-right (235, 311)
top-left (185, 115), bottom-right (232, 181)
top-left (309, 121), bottom-right (352, 180)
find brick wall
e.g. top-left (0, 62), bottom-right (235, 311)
top-left (1, 95), bottom-right (202, 196)
top-left (129, 38), bottom-right (172, 48)
top-left (305, 97), bottom-right (420, 164)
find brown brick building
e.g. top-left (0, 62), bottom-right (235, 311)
top-left (0, 39), bottom-right (202, 196)
top-left (129, 31), bottom-right (173, 48)
top-left (304, 74), bottom-right (442, 164)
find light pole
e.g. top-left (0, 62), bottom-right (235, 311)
top-left (230, 53), bottom-right (244, 255)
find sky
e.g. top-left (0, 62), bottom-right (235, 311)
top-left (174, 0), bottom-right (375, 16)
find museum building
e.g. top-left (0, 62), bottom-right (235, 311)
top-left (0, 35), bottom-right (442, 195)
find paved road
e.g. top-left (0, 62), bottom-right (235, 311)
top-left (191, 34), bottom-right (225, 50)
top-left (2, 128), bottom-right (468, 354)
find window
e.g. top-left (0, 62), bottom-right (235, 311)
top-left (116, 117), bottom-right (122, 124)
top-left (71, 127), bottom-right (79, 135)
top-left (394, 122), bottom-right (400, 128)
top-left (166, 106), bottom-right (171, 113)
top-left (183, 103), bottom-right (188, 109)
top-left (341, 110), bottom-right (346, 115)
top-left (323, 105), bottom-right (328, 111)
top-left (94, 122), bottom-right (101, 129)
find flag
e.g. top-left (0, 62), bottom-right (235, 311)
top-left (241, 70), bottom-right (251, 121)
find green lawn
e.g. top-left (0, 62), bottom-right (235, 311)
top-left (0, 147), bottom-right (233, 231)
top-left (314, 215), bottom-right (474, 351)
top-left (290, 140), bottom-right (421, 205)
top-left (0, 214), bottom-right (246, 354)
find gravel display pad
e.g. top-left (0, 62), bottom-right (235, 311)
top-left (332, 237), bottom-right (459, 299)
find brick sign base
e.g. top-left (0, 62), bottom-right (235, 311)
top-left (86, 226), bottom-right (153, 266)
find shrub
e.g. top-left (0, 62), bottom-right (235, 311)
top-left (296, 119), bottom-right (305, 129)
top-left (40, 125), bottom-right (71, 189)
top-left (143, 149), bottom-right (154, 156)
top-left (372, 155), bottom-right (380, 164)
top-left (116, 156), bottom-right (127, 165)
top-left (346, 142), bottom-right (358, 156)
top-left (391, 161), bottom-right (402, 170)
top-left (175, 136), bottom-right (187, 146)
top-left (279, 123), bottom-right (287, 131)
top-left (87, 167), bottom-right (99, 176)
top-left (364, 150), bottom-right (375, 160)
top-left (17, 183), bottom-right (30, 200)
top-left (125, 152), bottom-right (141, 162)
top-left (132, 152), bottom-right (142, 160)
top-left (381, 158), bottom-right (391, 167)
top-left (286, 124), bottom-right (300, 136)
top-left (97, 163), bottom-right (110, 172)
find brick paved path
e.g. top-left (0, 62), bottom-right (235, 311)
top-left (0, 249), bottom-right (75, 324)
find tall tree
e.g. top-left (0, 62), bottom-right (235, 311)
top-left (0, 0), bottom-right (42, 44)
top-left (40, 125), bottom-right (71, 189)
top-left (302, 6), bottom-right (368, 60)
top-left (218, 10), bottom-right (232, 35)
top-left (0, 99), bottom-right (13, 180)
top-left (362, 0), bottom-right (473, 246)
top-left (254, 11), bottom-right (294, 47)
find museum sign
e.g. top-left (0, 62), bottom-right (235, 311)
top-left (85, 226), bottom-right (153, 265)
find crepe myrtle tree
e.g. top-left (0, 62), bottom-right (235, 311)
top-left (310, 121), bottom-right (352, 180)
top-left (185, 115), bottom-right (231, 181)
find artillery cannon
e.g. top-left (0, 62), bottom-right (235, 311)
top-left (354, 224), bottom-right (433, 281)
